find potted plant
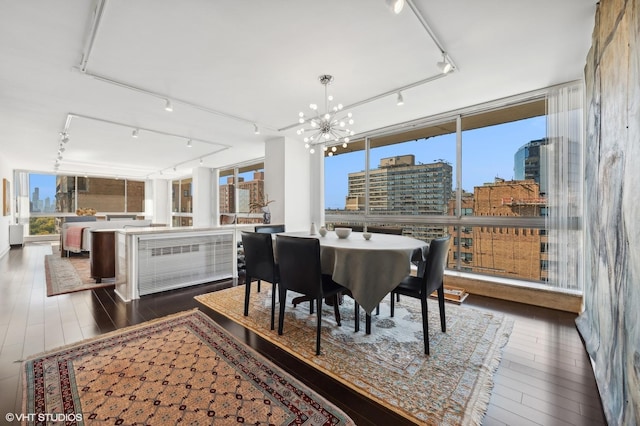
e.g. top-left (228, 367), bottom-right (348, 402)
top-left (249, 192), bottom-right (275, 224)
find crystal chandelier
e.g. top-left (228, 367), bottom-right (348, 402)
top-left (296, 75), bottom-right (354, 155)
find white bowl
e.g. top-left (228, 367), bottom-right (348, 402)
top-left (335, 227), bottom-right (352, 239)
top-left (362, 232), bottom-right (372, 240)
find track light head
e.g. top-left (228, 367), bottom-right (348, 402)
top-left (164, 99), bottom-right (173, 112)
top-left (186, 139), bottom-right (192, 148)
top-left (386, 0), bottom-right (405, 14)
top-left (396, 91), bottom-right (404, 106)
top-left (253, 124), bottom-right (260, 135)
top-left (132, 128), bottom-right (139, 138)
top-left (437, 53), bottom-right (453, 74)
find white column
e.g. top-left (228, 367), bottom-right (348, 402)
top-left (211, 168), bottom-right (221, 226)
top-left (192, 167), bottom-right (213, 228)
top-left (310, 149), bottom-right (325, 227)
top-left (147, 179), bottom-right (170, 226)
top-left (264, 136), bottom-right (311, 232)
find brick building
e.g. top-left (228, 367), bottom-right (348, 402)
top-left (219, 172), bottom-right (265, 225)
top-left (55, 176), bottom-right (145, 213)
top-left (448, 178), bottom-right (547, 281)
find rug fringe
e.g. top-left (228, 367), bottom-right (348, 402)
top-left (464, 317), bottom-right (515, 425)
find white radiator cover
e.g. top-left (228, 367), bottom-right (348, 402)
top-left (9, 224), bottom-right (24, 245)
top-left (136, 232), bottom-right (234, 296)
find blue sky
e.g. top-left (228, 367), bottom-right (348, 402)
top-left (324, 116), bottom-right (546, 209)
top-left (30, 174), bottom-right (56, 203)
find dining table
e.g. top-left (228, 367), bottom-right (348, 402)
top-left (276, 230), bottom-right (428, 333)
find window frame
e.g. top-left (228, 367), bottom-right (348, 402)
top-left (324, 84), bottom-right (581, 290)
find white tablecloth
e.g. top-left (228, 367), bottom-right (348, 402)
top-left (277, 231), bottom-right (427, 314)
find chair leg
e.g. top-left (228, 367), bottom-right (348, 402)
top-left (376, 304), bottom-right (380, 315)
top-left (390, 291), bottom-right (395, 317)
top-left (243, 277), bottom-right (252, 316)
top-left (277, 288), bottom-right (287, 335)
top-left (270, 283), bottom-right (277, 330)
top-left (437, 285), bottom-right (446, 333)
top-left (333, 295), bottom-right (341, 326)
top-left (310, 300), bottom-right (314, 314)
top-left (421, 295), bottom-right (430, 355)
top-left (365, 313), bottom-right (371, 335)
top-left (316, 297), bottom-right (322, 355)
top-left (257, 279), bottom-right (261, 293)
top-left (354, 302), bottom-right (360, 332)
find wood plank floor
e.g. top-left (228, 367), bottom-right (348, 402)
top-left (0, 243), bottom-right (607, 425)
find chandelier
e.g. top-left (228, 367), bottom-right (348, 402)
top-left (296, 75), bottom-right (354, 155)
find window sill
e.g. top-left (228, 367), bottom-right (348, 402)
top-left (444, 270), bottom-right (583, 313)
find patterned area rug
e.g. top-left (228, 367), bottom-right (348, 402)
top-left (196, 285), bottom-right (513, 425)
top-left (44, 254), bottom-right (114, 296)
top-left (22, 309), bottom-right (355, 425)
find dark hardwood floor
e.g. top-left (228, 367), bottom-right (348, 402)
top-left (0, 243), bottom-right (606, 425)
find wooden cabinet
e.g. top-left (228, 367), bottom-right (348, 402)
top-left (90, 230), bottom-right (115, 283)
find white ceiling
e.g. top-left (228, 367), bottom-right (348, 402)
top-left (0, 0), bottom-right (595, 180)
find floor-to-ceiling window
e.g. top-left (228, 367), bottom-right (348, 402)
top-left (324, 85), bottom-right (583, 291)
top-left (218, 162), bottom-right (265, 225)
top-left (171, 177), bottom-right (193, 227)
top-left (16, 172), bottom-right (145, 235)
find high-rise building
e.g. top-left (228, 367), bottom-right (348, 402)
top-left (346, 155), bottom-right (452, 240)
top-left (347, 155), bottom-right (452, 214)
top-left (514, 138), bottom-right (549, 192)
top-left (31, 187), bottom-right (41, 212)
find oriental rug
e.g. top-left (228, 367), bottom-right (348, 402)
top-left (196, 285), bottom-right (513, 425)
top-left (44, 254), bottom-right (114, 296)
top-left (22, 309), bottom-right (355, 425)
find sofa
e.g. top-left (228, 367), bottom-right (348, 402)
top-left (61, 219), bottom-right (151, 256)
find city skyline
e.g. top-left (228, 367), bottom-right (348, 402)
top-left (29, 174), bottom-right (56, 209)
top-left (324, 116), bottom-right (545, 209)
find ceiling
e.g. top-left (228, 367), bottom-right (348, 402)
top-left (0, 0), bottom-right (596, 180)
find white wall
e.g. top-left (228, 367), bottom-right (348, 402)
top-left (265, 136), bottom-right (311, 232)
top-left (0, 153), bottom-right (12, 258)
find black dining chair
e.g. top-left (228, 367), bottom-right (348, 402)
top-left (276, 235), bottom-right (346, 355)
top-left (390, 235), bottom-right (451, 355)
top-left (254, 224), bottom-right (285, 234)
top-left (252, 224), bottom-right (284, 292)
top-left (241, 231), bottom-right (279, 330)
